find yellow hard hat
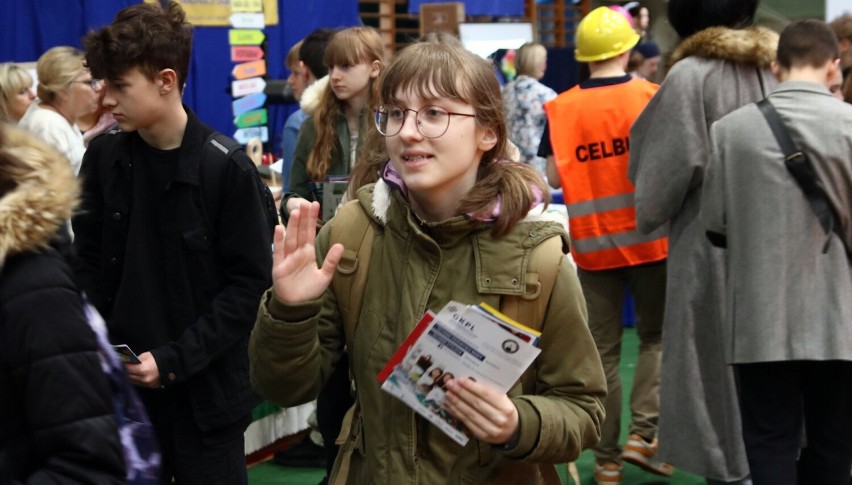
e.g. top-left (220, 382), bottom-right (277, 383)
top-left (575, 6), bottom-right (641, 62)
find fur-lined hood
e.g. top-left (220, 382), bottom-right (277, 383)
top-left (299, 75), bottom-right (329, 116)
top-left (668, 26), bottom-right (779, 69)
top-left (0, 126), bottom-right (78, 267)
top-left (365, 177), bottom-right (565, 230)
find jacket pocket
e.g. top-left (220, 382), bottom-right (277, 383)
top-left (182, 226), bottom-right (213, 251)
top-left (181, 226), bottom-right (221, 292)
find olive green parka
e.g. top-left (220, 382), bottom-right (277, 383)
top-left (250, 180), bottom-right (605, 484)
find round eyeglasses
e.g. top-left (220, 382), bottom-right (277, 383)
top-left (375, 104), bottom-right (476, 139)
top-left (70, 78), bottom-right (103, 90)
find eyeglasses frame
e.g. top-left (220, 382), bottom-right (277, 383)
top-left (69, 78), bottom-right (102, 90)
top-left (375, 104), bottom-right (477, 139)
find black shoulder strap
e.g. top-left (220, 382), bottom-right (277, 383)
top-left (756, 99), bottom-right (841, 253)
top-left (199, 132), bottom-right (242, 235)
top-left (200, 132), bottom-right (280, 239)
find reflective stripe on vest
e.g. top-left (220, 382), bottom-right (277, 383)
top-left (544, 78), bottom-right (666, 271)
top-left (572, 224), bottom-right (667, 254)
top-left (566, 192), bottom-right (634, 217)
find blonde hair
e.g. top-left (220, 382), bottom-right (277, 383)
top-left (0, 63), bottom-right (34, 122)
top-left (35, 46), bottom-right (85, 105)
top-left (351, 32), bottom-right (547, 236)
top-left (286, 40), bottom-right (303, 70)
top-left (515, 42), bottom-right (547, 78)
top-left (307, 26), bottom-right (385, 180)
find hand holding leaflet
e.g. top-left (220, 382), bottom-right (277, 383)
top-left (379, 301), bottom-right (541, 445)
top-left (112, 344), bottom-right (141, 364)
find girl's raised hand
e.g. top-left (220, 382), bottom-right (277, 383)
top-left (272, 200), bottom-right (343, 303)
top-left (443, 377), bottom-right (520, 446)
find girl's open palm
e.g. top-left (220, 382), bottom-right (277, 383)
top-left (272, 201), bottom-right (343, 303)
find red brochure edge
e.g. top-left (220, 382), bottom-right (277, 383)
top-left (376, 311), bottom-right (436, 383)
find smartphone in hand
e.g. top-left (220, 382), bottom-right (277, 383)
top-left (112, 344), bottom-right (141, 364)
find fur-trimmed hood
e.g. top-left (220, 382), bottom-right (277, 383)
top-left (299, 75), bottom-right (329, 116)
top-left (365, 177), bottom-right (565, 229)
top-left (0, 126), bottom-right (78, 267)
top-left (668, 26), bottom-right (779, 69)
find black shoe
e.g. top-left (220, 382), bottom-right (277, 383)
top-left (272, 438), bottom-right (326, 468)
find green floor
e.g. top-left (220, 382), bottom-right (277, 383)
top-left (247, 327), bottom-right (706, 484)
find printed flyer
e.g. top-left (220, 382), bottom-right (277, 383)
top-left (378, 301), bottom-right (541, 445)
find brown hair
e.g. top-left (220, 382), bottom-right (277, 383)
top-left (286, 40), bottom-right (303, 70)
top-left (829, 13), bottom-right (852, 42)
top-left (83, 2), bottom-right (193, 87)
top-left (351, 32), bottom-right (547, 236)
top-left (307, 26), bottom-right (385, 181)
top-left (777, 19), bottom-right (839, 70)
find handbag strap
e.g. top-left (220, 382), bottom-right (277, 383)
top-left (756, 99), bottom-right (841, 253)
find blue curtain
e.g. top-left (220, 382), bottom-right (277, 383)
top-left (0, 0), bottom-right (360, 151)
top-left (408, 0), bottom-right (525, 16)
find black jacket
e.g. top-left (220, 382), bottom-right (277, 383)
top-left (0, 122), bottom-right (125, 483)
top-left (72, 107), bottom-right (272, 430)
top-left (0, 247), bottom-right (127, 484)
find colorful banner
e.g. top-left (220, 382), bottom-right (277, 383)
top-left (231, 77), bottom-right (267, 97)
top-left (232, 60), bottom-right (267, 80)
top-left (230, 46), bottom-right (265, 62)
top-left (234, 108), bottom-right (268, 128)
top-left (144, 0), bottom-right (278, 26)
top-left (228, 29), bottom-right (266, 46)
top-left (232, 92), bottom-right (267, 116)
top-left (233, 126), bottom-right (269, 144)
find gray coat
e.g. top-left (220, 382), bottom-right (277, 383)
top-left (701, 81), bottom-right (852, 364)
top-left (628, 26), bottom-right (778, 481)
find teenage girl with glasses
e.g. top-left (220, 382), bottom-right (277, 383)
top-left (250, 33), bottom-right (606, 484)
top-left (281, 26), bottom-right (385, 224)
top-left (279, 25), bottom-right (385, 482)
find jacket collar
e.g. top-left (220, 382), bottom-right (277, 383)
top-left (772, 80), bottom-right (834, 97)
top-left (300, 75), bottom-right (328, 115)
top-left (668, 26), bottom-right (778, 69)
top-left (354, 179), bottom-right (569, 297)
top-left (112, 104), bottom-right (207, 187)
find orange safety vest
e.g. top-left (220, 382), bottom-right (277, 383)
top-left (544, 78), bottom-right (667, 271)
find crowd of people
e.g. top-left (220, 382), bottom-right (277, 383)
top-left (0, 0), bottom-right (850, 484)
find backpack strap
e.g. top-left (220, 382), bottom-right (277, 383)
top-left (200, 132), bottom-right (280, 239)
top-left (199, 132), bottom-right (241, 235)
top-left (328, 199), bottom-right (375, 352)
top-left (756, 99), bottom-right (848, 256)
top-left (328, 200), bottom-right (373, 485)
top-left (500, 233), bottom-right (564, 335)
top-left (503, 233), bottom-right (565, 485)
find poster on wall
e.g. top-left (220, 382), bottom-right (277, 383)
top-left (143, 0), bottom-right (278, 26)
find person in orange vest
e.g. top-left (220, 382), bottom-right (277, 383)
top-left (541, 7), bottom-right (670, 485)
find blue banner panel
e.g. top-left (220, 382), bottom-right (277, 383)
top-left (408, 0), bottom-right (525, 16)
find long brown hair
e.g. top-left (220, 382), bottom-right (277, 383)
top-left (307, 26), bottom-right (385, 180)
top-left (351, 32), bottom-right (547, 236)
